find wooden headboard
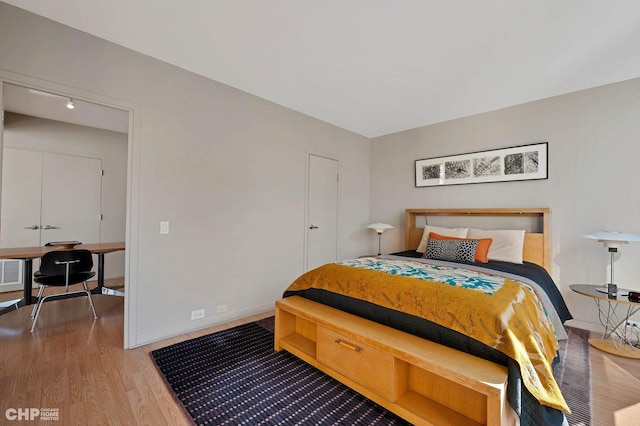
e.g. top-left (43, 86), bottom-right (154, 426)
top-left (405, 208), bottom-right (551, 272)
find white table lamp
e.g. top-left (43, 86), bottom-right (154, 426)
top-left (367, 223), bottom-right (393, 255)
top-left (583, 231), bottom-right (640, 297)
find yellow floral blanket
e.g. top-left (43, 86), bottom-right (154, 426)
top-left (285, 260), bottom-right (569, 413)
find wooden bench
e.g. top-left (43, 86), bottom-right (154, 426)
top-left (275, 296), bottom-right (516, 426)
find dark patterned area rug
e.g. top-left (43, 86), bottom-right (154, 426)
top-left (151, 319), bottom-right (409, 425)
top-left (554, 326), bottom-right (592, 426)
top-left (151, 318), bottom-right (590, 425)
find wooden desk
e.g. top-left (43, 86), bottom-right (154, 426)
top-left (0, 242), bottom-right (125, 314)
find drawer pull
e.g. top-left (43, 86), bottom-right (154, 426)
top-left (335, 338), bottom-right (362, 353)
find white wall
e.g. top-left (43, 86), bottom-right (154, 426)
top-left (370, 78), bottom-right (640, 328)
top-left (0, 3), bottom-right (370, 346)
top-left (2, 112), bottom-right (128, 279)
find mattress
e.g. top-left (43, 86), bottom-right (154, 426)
top-left (283, 251), bottom-right (572, 426)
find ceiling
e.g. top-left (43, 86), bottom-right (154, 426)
top-left (3, 83), bottom-right (129, 133)
top-left (4, 0), bottom-right (640, 138)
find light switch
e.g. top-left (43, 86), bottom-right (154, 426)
top-left (160, 221), bottom-right (169, 234)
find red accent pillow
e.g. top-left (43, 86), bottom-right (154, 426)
top-left (428, 232), bottom-right (493, 263)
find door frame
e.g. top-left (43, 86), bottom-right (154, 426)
top-left (0, 69), bottom-right (141, 349)
top-left (303, 149), bottom-right (340, 272)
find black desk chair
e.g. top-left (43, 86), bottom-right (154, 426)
top-left (30, 249), bottom-right (97, 332)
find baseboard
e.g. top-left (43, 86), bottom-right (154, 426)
top-left (565, 319), bottom-right (603, 334)
top-left (133, 302), bottom-right (276, 348)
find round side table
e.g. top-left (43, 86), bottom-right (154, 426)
top-left (570, 284), bottom-right (640, 359)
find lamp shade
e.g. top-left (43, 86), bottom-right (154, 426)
top-left (583, 231), bottom-right (640, 249)
top-left (367, 223), bottom-right (393, 234)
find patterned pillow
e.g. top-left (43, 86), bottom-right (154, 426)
top-left (428, 232), bottom-right (493, 263)
top-left (425, 238), bottom-right (479, 263)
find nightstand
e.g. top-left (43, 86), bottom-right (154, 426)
top-left (570, 284), bottom-right (640, 359)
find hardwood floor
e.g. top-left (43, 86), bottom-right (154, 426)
top-left (0, 283), bottom-right (273, 425)
top-left (591, 341), bottom-right (640, 425)
top-left (1, 284), bottom-right (640, 425)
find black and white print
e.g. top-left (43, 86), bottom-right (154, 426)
top-left (444, 160), bottom-right (470, 179)
top-left (422, 164), bottom-right (441, 180)
top-left (415, 142), bottom-right (547, 187)
top-left (473, 156), bottom-right (500, 177)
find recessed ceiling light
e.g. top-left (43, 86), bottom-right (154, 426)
top-left (66, 99), bottom-right (75, 109)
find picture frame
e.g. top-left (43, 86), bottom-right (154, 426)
top-left (415, 142), bottom-right (548, 187)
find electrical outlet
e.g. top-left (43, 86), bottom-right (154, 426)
top-left (627, 320), bottom-right (640, 328)
top-left (216, 305), bottom-right (227, 313)
top-left (191, 309), bottom-right (205, 320)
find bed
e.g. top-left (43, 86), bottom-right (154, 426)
top-left (275, 208), bottom-right (572, 426)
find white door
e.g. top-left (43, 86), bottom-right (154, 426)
top-left (306, 154), bottom-right (338, 271)
top-left (40, 153), bottom-right (102, 244)
top-left (0, 148), bottom-right (43, 248)
top-left (0, 149), bottom-right (102, 287)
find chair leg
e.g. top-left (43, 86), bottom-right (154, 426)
top-left (83, 281), bottom-right (97, 319)
top-left (31, 285), bottom-right (46, 319)
top-left (30, 291), bottom-right (47, 333)
top-left (31, 282), bottom-right (98, 332)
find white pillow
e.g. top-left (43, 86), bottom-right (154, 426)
top-left (467, 229), bottom-right (526, 264)
top-left (416, 226), bottom-right (469, 253)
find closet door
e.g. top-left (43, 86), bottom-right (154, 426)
top-left (1, 149), bottom-right (102, 247)
top-left (40, 153), bottom-right (102, 244)
top-left (0, 148), bottom-right (43, 248)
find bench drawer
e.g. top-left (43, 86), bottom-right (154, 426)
top-left (316, 326), bottom-right (402, 401)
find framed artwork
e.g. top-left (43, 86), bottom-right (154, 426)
top-left (415, 142), bottom-right (548, 187)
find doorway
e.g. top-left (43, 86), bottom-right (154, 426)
top-left (0, 81), bottom-right (130, 323)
